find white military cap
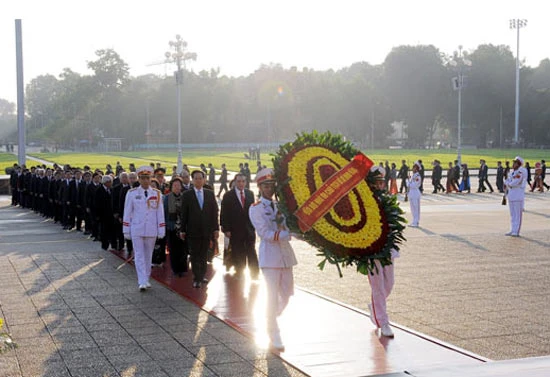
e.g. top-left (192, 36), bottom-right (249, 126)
top-left (514, 156), bottom-right (524, 166)
top-left (256, 168), bottom-right (276, 185)
top-left (137, 165), bottom-right (154, 177)
top-left (369, 165), bottom-right (385, 180)
top-left (414, 161), bottom-right (422, 169)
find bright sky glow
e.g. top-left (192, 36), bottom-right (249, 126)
top-left (1, 0), bottom-right (547, 103)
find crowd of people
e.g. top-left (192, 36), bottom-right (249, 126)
top-left (8, 159), bottom-right (294, 350)
top-left (376, 158), bottom-right (548, 195)
top-left (5, 154), bottom-right (548, 349)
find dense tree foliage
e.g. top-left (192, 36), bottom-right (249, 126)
top-left (2, 44), bottom-right (550, 149)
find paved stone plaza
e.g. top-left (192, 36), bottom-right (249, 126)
top-left (0, 189), bottom-right (549, 376)
top-left (293, 191), bottom-right (550, 361)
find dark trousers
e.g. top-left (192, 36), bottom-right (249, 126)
top-left (399, 179), bottom-right (407, 193)
top-left (84, 210), bottom-right (93, 232)
top-left (496, 178), bottom-right (504, 192)
top-left (188, 237), bottom-right (209, 282)
top-left (62, 202), bottom-right (71, 226)
top-left (231, 239), bottom-right (259, 278)
top-left (73, 207), bottom-right (84, 230)
top-left (432, 179), bottom-right (445, 192)
top-left (11, 188), bottom-right (18, 205)
top-left (478, 178), bottom-right (494, 192)
top-left (217, 182), bottom-right (228, 197)
top-left (54, 202), bottom-right (62, 222)
top-left (113, 220), bottom-right (124, 250)
top-left (168, 230), bottom-right (189, 274)
top-left (125, 239), bottom-right (133, 254)
top-left (99, 218), bottom-right (115, 250)
top-left (91, 216), bottom-right (100, 239)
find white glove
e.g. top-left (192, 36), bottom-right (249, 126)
top-left (278, 230), bottom-right (291, 241)
top-left (123, 233), bottom-right (131, 240)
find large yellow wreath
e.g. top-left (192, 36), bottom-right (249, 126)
top-left (287, 146), bottom-right (383, 249)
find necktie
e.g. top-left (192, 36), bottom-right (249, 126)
top-left (240, 190), bottom-right (245, 207)
top-left (144, 190), bottom-right (148, 197)
top-left (270, 201), bottom-right (275, 211)
top-left (197, 190), bottom-right (203, 209)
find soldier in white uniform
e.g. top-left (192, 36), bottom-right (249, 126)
top-left (123, 166), bottom-right (166, 291)
top-left (407, 161), bottom-right (422, 227)
top-left (366, 166), bottom-right (399, 338)
top-left (504, 156), bottom-right (527, 237)
top-left (249, 168), bottom-right (297, 351)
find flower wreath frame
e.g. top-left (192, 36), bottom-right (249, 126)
top-left (273, 131), bottom-right (407, 277)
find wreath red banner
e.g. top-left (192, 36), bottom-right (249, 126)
top-left (294, 152), bottom-right (373, 232)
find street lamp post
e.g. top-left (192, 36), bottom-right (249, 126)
top-left (165, 35), bottom-right (196, 174)
top-left (450, 46), bottom-right (472, 166)
top-left (509, 19), bottom-right (527, 145)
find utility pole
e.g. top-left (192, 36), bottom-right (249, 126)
top-left (165, 35), bottom-right (197, 174)
top-left (15, 19), bottom-right (25, 166)
top-left (509, 19), bottom-right (527, 144)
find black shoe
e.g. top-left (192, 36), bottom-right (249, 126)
top-left (192, 281), bottom-right (201, 288)
top-left (202, 278), bottom-right (209, 284)
top-left (83, 231), bottom-right (90, 235)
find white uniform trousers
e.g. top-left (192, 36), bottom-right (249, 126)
top-left (368, 260), bottom-right (395, 327)
top-left (508, 200), bottom-right (524, 235)
top-left (133, 236), bottom-right (156, 286)
top-left (409, 197), bottom-right (421, 226)
top-left (262, 267), bottom-right (294, 335)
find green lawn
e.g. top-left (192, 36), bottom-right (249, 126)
top-left (0, 153), bottom-right (18, 174)
top-left (2, 147), bottom-right (548, 175)
top-left (25, 150), bottom-right (261, 173)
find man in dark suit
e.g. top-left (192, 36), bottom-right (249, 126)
top-left (453, 160), bottom-right (461, 190)
top-left (180, 170), bottom-right (193, 191)
top-left (208, 163), bottom-right (216, 188)
top-left (397, 160), bottom-right (409, 194)
top-left (180, 170), bottom-right (219, 288)
top-left (220, 173), bottom-right (258, 279)
top-left (86, 172), bottom-right (102, 241)
top-left (9, 164), bottom-right (19, 206)
top-left (431, 160), bottom-right (445, 193)
top-left (216, 163), bottom-right (228, 198)
top-left (59, 170), bottom-right (73, 229)
top-left (69, 170), bottom-right (84, 231)
top-left (95, 175), bottom-right (115, 251)
top-left (112, 172), bottom-right (129, 251)
top-left (477, 159), bottom-right (494, 193)
top-left (496, 161), bottom-right (505, 193)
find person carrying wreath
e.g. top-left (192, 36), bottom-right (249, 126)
top-left (366, 165), bottom-right (398, 338)
top-left (249, 168), bottom-right (297, 351)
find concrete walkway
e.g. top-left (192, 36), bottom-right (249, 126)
top-left (1, 189), bottom-right (549, 376)
top-left (0, 200), bottom-right (307, 377)
top-left (292, 190), bottom-right (550, 361)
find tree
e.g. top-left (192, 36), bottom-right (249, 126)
top-left (459, 44), bottom-right (515, 147)
top-left (383, 45), bottom-right (448, 146)
top-left (87, 49), bottom-right (130, 91)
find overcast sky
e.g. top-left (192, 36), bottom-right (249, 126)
top-left (1, 0), bottom-right (547, 103)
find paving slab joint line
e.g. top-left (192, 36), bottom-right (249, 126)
top-left (108, 250), bottom-right (312, 377)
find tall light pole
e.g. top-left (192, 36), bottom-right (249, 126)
top-left (165, 35), bottom-right (196, 174)
top-left (15, 19), bottom-right (26, 166)
top-left (450, 46), bottom-right (472, 166)
top-left (509, 19), bottom-right (527, 145)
